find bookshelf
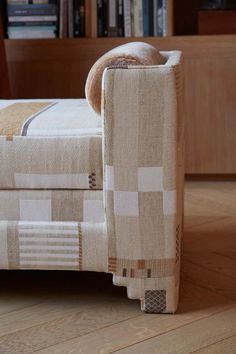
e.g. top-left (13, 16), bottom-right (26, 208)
top-left (1, 1), bottom-right (236, 174)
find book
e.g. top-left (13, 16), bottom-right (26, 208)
top-left (133, 0), bottom-right (143, 37)
top-left (68, 0), bottom-right (73, 37)
top-left (143, 0), bottom-right (153, 36)
top-left (8, 25), bottom-right (57, 38)
top-left (59, 0), bottom-right (67, 38)
top-left (74, 0), bottom-right (85, 37)
top-left (7, 1), bottom-right (55, 4)
top-left (157, 0), bottom-right (163, 36)
top-left (97, 0), bottom-right (104, 37)
top-left (123, 0), bottom-right (131, 37)
top-left (163, 0), bottom-right (173, 36)
top-left (117, 0), bottom-right (124, 36)
top-left (7, 4), bottom-right (58, 16)
top-left (154, 0), bottom-right (163, 36)
top-left (8, 15), bottom-right (57, 22)
top-left (108, 0), bottom-right (118, 37)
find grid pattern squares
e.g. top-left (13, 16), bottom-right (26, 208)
top-left (144, 290), bottom-right (167, 313)
top-left (106, 164), bottom-right (176, 217)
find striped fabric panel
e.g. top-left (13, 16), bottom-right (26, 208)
top-left (0, 221), bottom-right (108, 272)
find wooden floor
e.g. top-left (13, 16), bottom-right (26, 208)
top-left (0, 181), bottom-right (236, 354)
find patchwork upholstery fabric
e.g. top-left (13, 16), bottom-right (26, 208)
top-left (0, 190), bottom-right (104, 222)
top-left (0, 51), bottom-right (184, 314)
top-left (0, 221), bottom-right (107, 272)
top-left (0, 100), bottom-right (102, 189)
top-left (102, 51), bottom-right (184, 313)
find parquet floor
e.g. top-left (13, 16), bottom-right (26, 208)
top-left (0, 181), bottom-right (236, 354)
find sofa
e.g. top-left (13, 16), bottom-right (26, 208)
top-left (0, 48), bottom-right (184, 313)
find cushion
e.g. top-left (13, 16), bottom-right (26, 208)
top-left (0, 99), bottom-right (103, 189)
top-left (85, 42), bottom-right (165, 115)
top-left (0, 190), bottom-right (104, 222)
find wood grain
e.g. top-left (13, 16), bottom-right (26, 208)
top-left (198, 11), bottom-right (236, 35)
top-left (115, 307), bottom-right (236, 354)
top-left (0, 12), bottom-right (10, 98)
top-left (4, 35), bottom-right (236, 173)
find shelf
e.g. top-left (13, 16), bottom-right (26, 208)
top-left (3, 33), bottom-right (236, 174)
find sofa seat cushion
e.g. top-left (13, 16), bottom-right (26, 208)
top-left (0, 190), bottom-right (104, 222)
top-left (0, 99), bottom-right (103, 189)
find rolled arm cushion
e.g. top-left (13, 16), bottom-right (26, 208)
top-left (102, 51), bottom-right (184, 313)
top-left (85, 42), bottom-right (165, 115)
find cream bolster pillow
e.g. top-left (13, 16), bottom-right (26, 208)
top-left (85, 42), bottom-right (166, 115)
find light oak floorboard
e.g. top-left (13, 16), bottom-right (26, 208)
top-left (114, 307), bottom-right (236, 354)
top-left (191, 334), bottom-right (236, 354)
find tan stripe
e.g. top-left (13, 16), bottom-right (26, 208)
top-left (7, 221), bottom-right (19, 269)
top-left (19, 249), bottom-right (79, 255)
top-left (19, 264), bottom-right (79, 270)
top-left (78, 223), bottom-right (82, 270)
top-left (0, 102), bottom-right (53, 139)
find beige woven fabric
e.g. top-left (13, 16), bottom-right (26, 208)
top-left (0, 221), bottom-right (107, 272)
top-left (0, 99), bottom-right (102, 189)
top-left (0, 190), bottom-right (104, 222)
top-left (102, 51), bottom-right (184, 313)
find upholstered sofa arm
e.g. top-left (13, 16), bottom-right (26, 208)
top-left (102, 51), bottom-right (184, 313)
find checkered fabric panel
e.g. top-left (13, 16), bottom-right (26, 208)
top-left (0, 190), bottom-right (104, 222)
top-left (102, 51), bottom-right (184, 313)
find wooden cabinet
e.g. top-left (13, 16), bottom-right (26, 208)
top-left (4, 35), bottom-right (236, 173)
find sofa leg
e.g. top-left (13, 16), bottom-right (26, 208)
top-left (141, 290), bottom-right (167, 313)
top-left (112, 274), bottom-right (179, 314)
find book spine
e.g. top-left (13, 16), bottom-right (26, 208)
top-left (107, 0), bottom-right (118, 37)
top-left (142, 0), bottom-right (149, 36)
top-left (59, 0), bottom-right (67, 38)
top-left (79, 0), bottom-right (85, 36)
top-left (7, 4), bottom-right (58, 16)
top-left (8, 26), bottom-right (57, 38)
top-left (7, 1), bottom-right (57, 4)
top-left (8, 15), bottom-right (57, 21)
top-left (74, 0), bottom-right (85, 37)
top-left (97, 0), bottom-right (103, 36)
top-left (117, 0), bottom-right (124, 36)
top-left (157, 0), bottom-right (163, 36)
top-left (138, 0), bottom-right (143, 36)
top-left (133, 0), bottom-right (142, 37)
top-left (68, 0), bottom-right (74, 37)
top-left (8, 20), bottom-right (57, 26)
top-left (148, 0), bottom-right (153, 36)
top-left (162, 0), bottom-right (173, 36)
top-left (123, 0), bottom-right (131, 37)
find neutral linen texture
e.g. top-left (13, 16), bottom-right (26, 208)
top-left (0, 99), bottom-right (102, 189)
top-left (0, 190), bottom-right (104, 222)
top-left (0, 51), bottom-right (184, 314)
top-left (0, 221), bottom-right (107, 272)
top-left (102, 51), bottom-right (184, 313)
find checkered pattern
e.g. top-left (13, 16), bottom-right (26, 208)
top-left (144, 290), bottom-right (167, 313)
top-left (103, 51), bottom-right (184, 313)
top-left (0, 52), bottom-right (184, 314)
top-left (0, 190), bottom-right (104, 222)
